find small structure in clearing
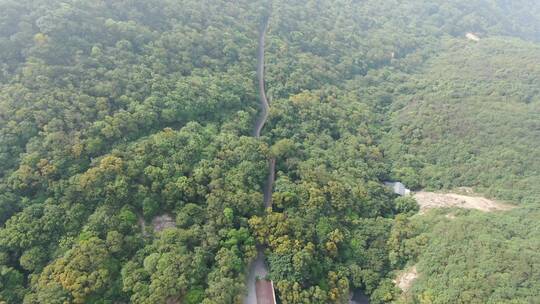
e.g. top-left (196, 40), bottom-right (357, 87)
top-left (152, 214), bottom-right (175, 232)
top-left (385, 182), bottom-right (411, 196)
top-left (466, 32), bottom-right (480, 41)
top-left (255, 279), bottom-right (277, 304)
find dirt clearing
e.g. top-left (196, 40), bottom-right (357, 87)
top-left (394, 265), bottom-right (418, 292)
top-left (414, 191), bottom-right (514, 213)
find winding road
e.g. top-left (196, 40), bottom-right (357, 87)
top-left (245, 11), bottom-right (369, 304)
top-left (244, 14), bottom-right (274, 304)
top-left (254, 14), bottom-right (275, 211)
top-left (253, 16), bottom-right (271, 139)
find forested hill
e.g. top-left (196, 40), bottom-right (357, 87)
top-left (385, 37), bottom-right (540, 204)
top-left (0, 0), bottom-right (539, 303)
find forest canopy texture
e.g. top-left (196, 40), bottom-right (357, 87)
top-left (0, 0), bottom-right (539, 303)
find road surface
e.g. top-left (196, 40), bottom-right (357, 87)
top-left (244, 15), bottom-right (273, 304)
top-left (253, 16), bottom-right (270, 138)
top-left (263, 158), bottom-right (275, 208)
top-left (244, 249), bottom-right (269, 304)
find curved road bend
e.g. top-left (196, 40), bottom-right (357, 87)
top-left (254, 14), bottom-right (275, 210)
top-left (253, 15), bottom-right (271, 139)
top-left (244, 15), bottom-right (274, 304)
top-left (245, 11), bottom-right (369, 304)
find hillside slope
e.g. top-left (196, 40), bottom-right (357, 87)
top-left (385, 37), bottom-right (540, 204)
top-left (384, 37), bottom-right (540, 304)
top-left (0, 0), bottom-right (539, 303)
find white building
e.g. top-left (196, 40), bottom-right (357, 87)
top-left (466, 32), bottom-right (480, 42)
top-left (385, 182), bottom-right (411, 196)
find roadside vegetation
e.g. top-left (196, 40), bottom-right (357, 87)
top-left (0, 0), bottom-right (539, 303)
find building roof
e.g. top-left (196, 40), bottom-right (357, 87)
top-left (255, 279), bottom-right (276, 304)
top-left (384, 181), bottom-right (411, 196)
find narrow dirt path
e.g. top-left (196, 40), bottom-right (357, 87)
top-left (244, 14), bottom-right (274, 304)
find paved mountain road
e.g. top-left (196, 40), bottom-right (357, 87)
top-left (244, 15), bottom-right (274, 304)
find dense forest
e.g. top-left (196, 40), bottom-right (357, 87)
top-left (393, 207), bottom-right (540, 304)
top-left (0, 0), bottom-right (539, 303)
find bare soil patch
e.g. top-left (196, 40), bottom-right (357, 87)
top-left (414, 191), bottom-right (514, 213)
top-left (394, 265), bottom-right (418, 292)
